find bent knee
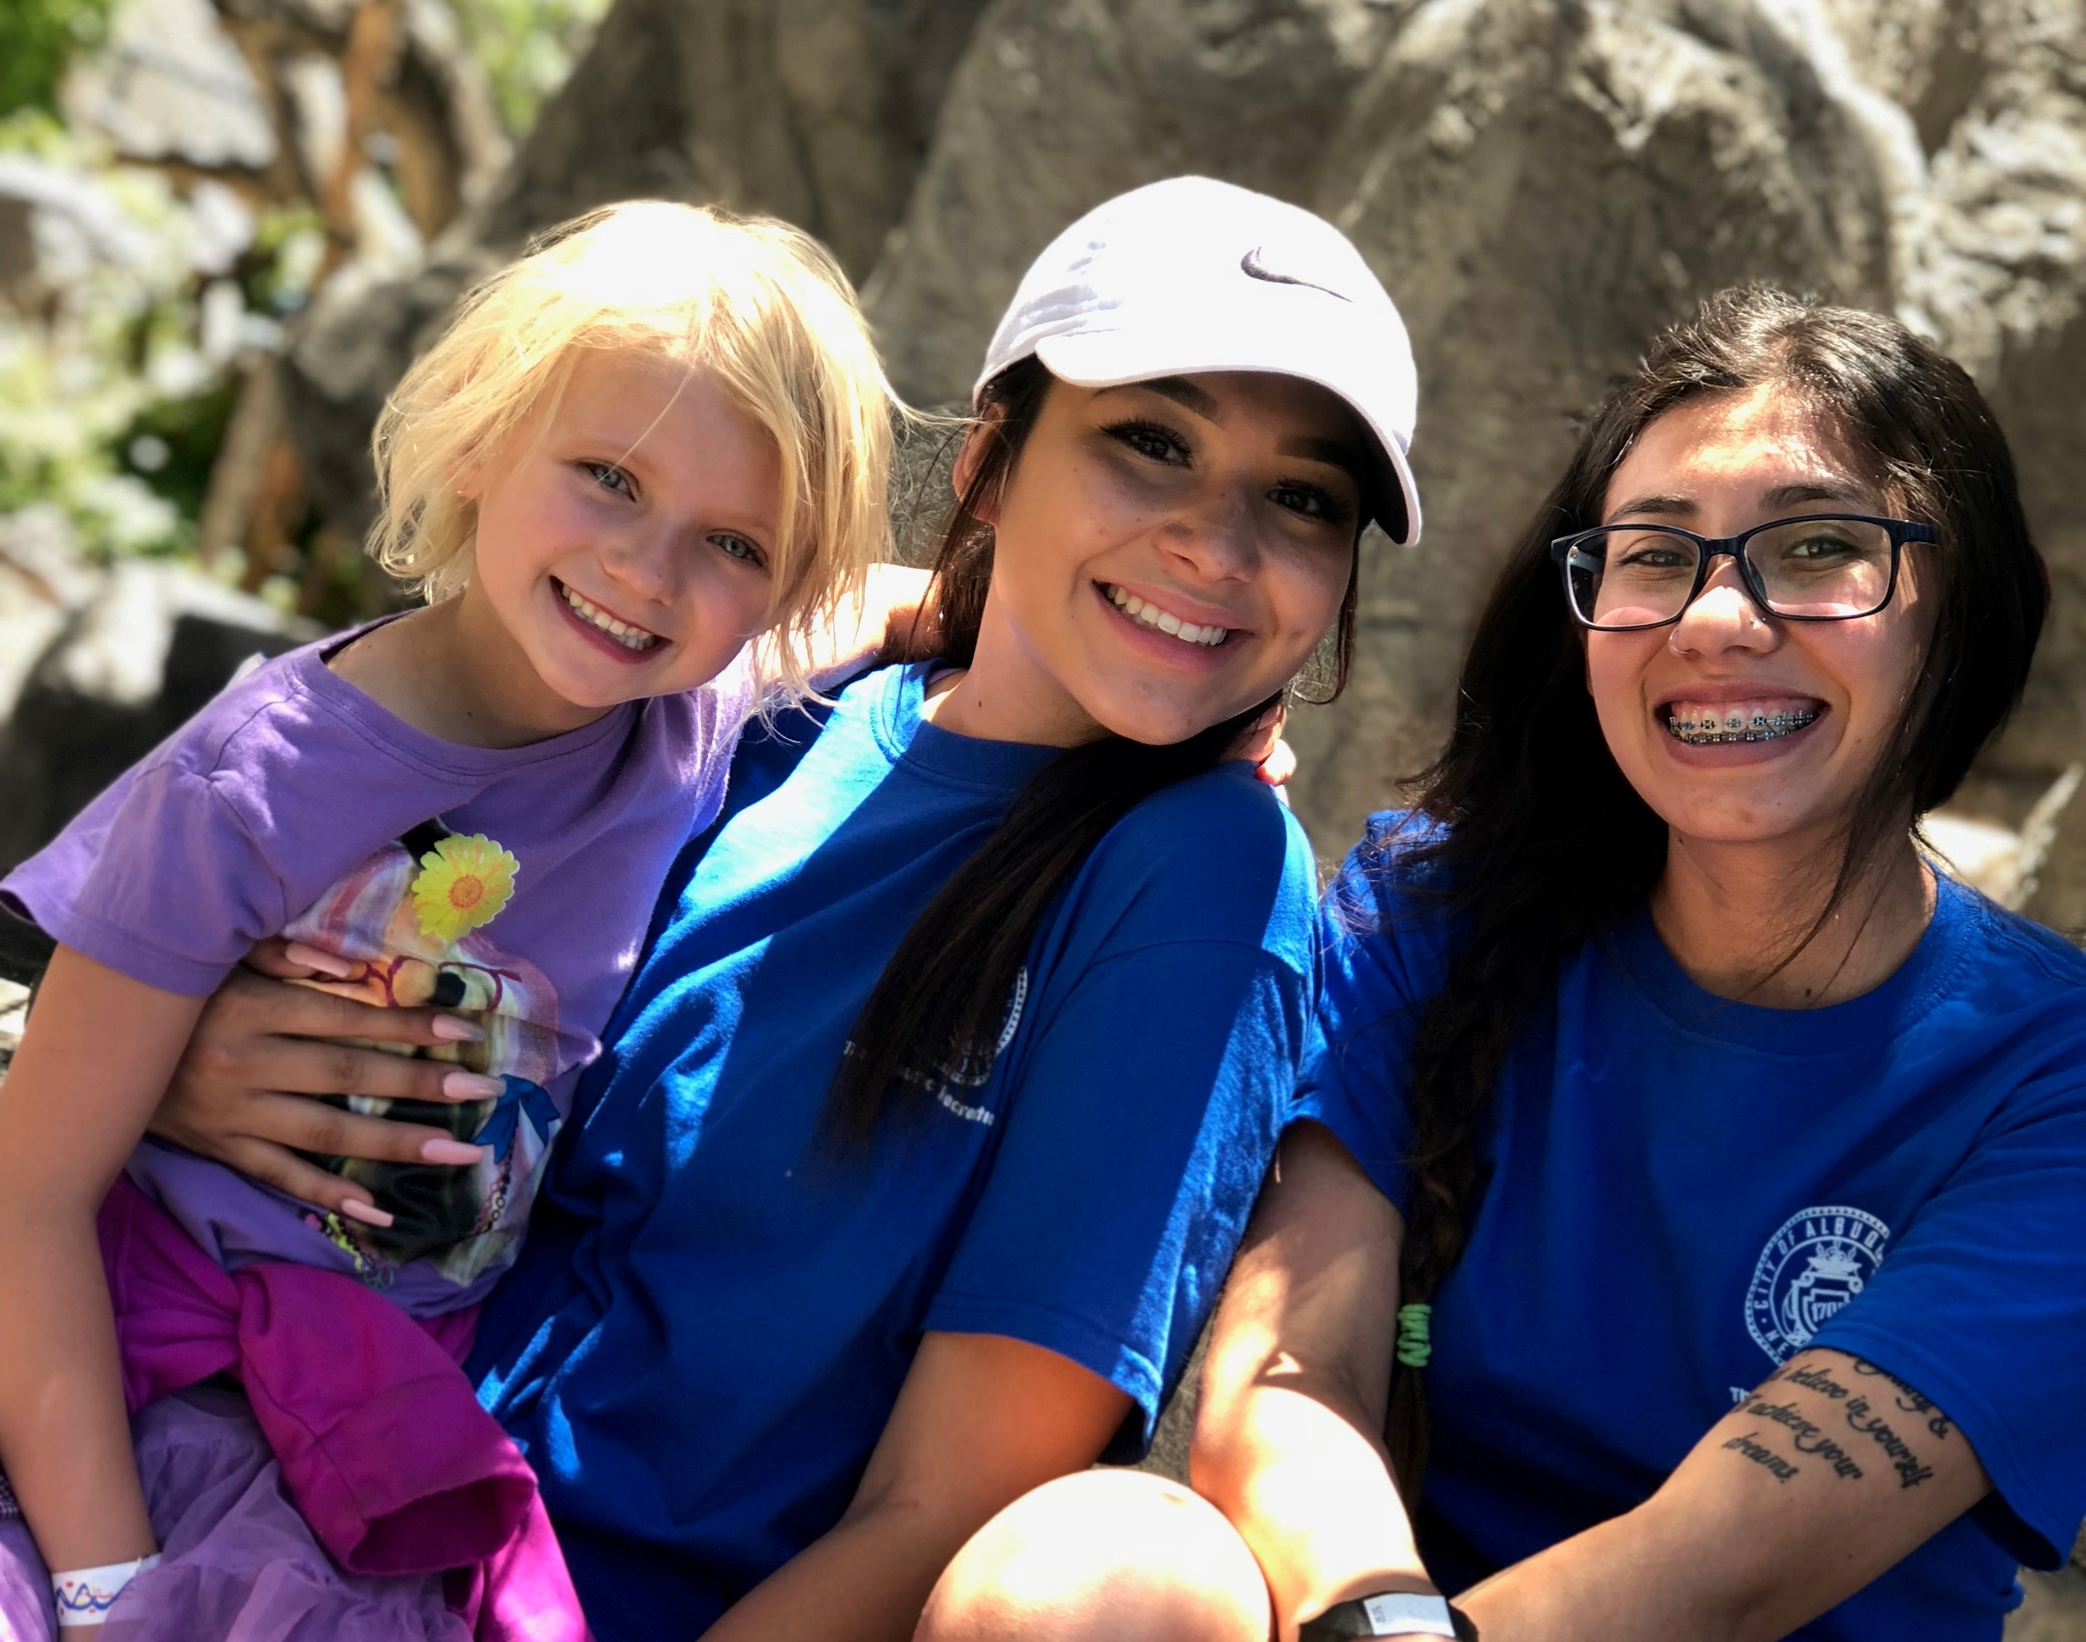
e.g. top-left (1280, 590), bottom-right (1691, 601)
top-left (916, 1469), bottom-right (1268, 1642)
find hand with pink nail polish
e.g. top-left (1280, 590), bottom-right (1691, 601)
top-left (149, 957), bottom-right (503, 1219)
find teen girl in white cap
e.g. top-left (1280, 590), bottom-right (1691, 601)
top-left (916, 293), bottom-right (2084, 1642)
top-left (128, 175), bottom-right (1424, 1640)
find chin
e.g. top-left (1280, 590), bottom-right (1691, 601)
top-left (1087, 699), bottom-right (1231, 748)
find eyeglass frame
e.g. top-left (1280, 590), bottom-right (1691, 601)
top-left (1548, 513), bottom-right (1937, 632)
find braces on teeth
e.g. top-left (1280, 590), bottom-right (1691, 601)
top-left (1666, 708), bottom-right (1818, 744)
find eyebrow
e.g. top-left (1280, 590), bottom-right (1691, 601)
top-left (1102, 375), bottom-right (1222, 418)
top-left (1103, 378), bottom-right (1365, 476)
top-left (1279, 434), bottom-right (1368, 478)
top-left (1607, 478), bottom-right (1874, 521)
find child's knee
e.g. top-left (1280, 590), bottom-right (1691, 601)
top-left (917, 1470), bottom-right (1268, 1642)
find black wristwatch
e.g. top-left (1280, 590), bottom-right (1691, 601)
top-left (1297, 1590), bottom-right (1479, 1641)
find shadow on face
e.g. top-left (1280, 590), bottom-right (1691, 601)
top-left (954, 368), bottom-right (1369, 749)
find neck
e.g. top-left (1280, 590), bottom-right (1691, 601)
top-left (1650, 823), bottom-right (1935, 1008)
top-left (919, 596), bottom-right (1104, 748)
top-left (328, 591), bottom-right (610, 749)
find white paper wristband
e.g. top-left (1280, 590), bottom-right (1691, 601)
top-left (52, 1554), bottom-right (160, 1628)
top-left (1361, 1592), bottom-right (1458, 1637)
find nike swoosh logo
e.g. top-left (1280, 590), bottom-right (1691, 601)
top-left (1241, 247), bottom-right (1351, 302)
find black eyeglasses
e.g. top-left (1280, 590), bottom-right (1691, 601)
top-left (1550, 514), bottom-right (1935, 632)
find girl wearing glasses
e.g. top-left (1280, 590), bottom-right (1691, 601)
top-left (915, 287), bottom-right (2084, 1642)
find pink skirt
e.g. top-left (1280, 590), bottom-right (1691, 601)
top-left (0, 1385), bottom-right (469, 1642)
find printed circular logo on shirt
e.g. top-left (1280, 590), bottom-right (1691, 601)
top-left (928, 966), bottom-right (1029, 1128)
top-left (1745, 1205), bottom-right (1892, 1364)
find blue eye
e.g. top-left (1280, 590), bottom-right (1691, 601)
top-left (714, 534), bottom-right (767, 569)
top-left (583, 461), bottom-right (635, 499)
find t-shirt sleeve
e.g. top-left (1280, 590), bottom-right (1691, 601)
top-left (922, 771), bottom-right (1316, 1453)
top-left (1290, 818), bottom-right (1458, 1214)
top-left (1811, 1063), bottom-right (2086, 1569)
top-left (0, 755), bottom-right (288, 995)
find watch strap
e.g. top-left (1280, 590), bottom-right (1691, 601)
top-left (1297, 1591), bottom-right (1478, 1641)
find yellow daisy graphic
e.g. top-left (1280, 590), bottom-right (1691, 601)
top-left (410, 833), bottom-right (519, 943)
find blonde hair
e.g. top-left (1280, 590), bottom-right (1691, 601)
top-left (370, 200), bottom-right (895, 694)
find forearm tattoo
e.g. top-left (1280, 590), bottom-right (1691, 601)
top-left (1721, 1357), bottom-right (1954, 1489)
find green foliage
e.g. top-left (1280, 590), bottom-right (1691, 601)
top-left (0, 0), bottom-right (114, 118)
top-left (117, 381), bottom-right (236, 521)
top-left (449, 0), bottom-right (608, 134)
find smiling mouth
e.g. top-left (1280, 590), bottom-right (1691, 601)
top-left (1662, 700), bottom-right (1821, 745)
top-left (1101, 583), bottom-right (1233, 648)
top-left (555, 578), bottom-right (661, 652)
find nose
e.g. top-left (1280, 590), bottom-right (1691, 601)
top-left (1669, 554), bottom-right (1776, 655)
top-left (1155, 484), bottom-right (1260, 584)
top-left (598, 517), bottom-right (679, 606)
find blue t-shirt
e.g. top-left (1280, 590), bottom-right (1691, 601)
top-left (471, 662), bottom-right (1318, 1639)
top-left (1297, 814), bottom-right (2086, 1642)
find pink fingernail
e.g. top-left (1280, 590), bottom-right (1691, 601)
top-left (340, 1199), bottom-right (395, 1228)
top-left (421, 1138), bottom-right (488, 1165)
top-left (442, 1071), bottom-right (505, 1100)
top-left (284, 942), bottom-right (356, 978)
top-left (432, 1016), bottom-right (485, 1043)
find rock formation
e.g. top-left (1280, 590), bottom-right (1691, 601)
top-left (185, 0), bottom-right (2086, 884)
top-left (0, 508), bottom-right (314, 882)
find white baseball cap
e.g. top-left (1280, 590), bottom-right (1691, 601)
top-left (976, 175), bottom-right (1422, 545)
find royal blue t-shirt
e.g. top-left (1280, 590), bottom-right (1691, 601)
top-left (1296, 814), bottom-right (2086, 1642)
top-left (471, 662), bottom-right (1318, 1639)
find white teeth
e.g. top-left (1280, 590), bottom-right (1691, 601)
top-left (1664, 703), bottom-right (1820, 744)
top-left (558, 582), bottom-right (659, 651)
top-left (1105, 584), bottom-right (1229, 648)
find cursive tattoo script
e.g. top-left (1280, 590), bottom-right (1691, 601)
top-left (1733, 1356), bottom-right (1953, 1491)
top-left (1724, 1431), bottom-right (1800, 1482)
top-left (1738, 1396), bottom-right (1865, 1480)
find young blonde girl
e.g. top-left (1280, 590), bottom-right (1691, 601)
top-left (0, 200), bottom-right (898, 1640)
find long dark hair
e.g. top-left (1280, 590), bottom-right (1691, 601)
top-left (823, 356), bottom-right (1361, 1147)
top-left (1378, 285), bottom-right (2047, 1495)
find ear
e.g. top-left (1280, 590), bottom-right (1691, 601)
top-left (950, 404), bottom-right (1010, 527)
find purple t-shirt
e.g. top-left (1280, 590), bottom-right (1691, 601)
top-left (1, 621), bottom-right (755, 1314)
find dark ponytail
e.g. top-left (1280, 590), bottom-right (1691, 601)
top-left (1378, 286), bottom-right (2047, 1498)
top-left (824, 357), bottom-right (1358, 1148)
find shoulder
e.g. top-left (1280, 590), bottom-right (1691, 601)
top-left (1318, 813), bottom-right (1468, 1034)
top-left (143, 644), bottom-right (322, 774)
top-left (149, 631), bottom-right (448, 796)
top-left (1320, 809), bottom-right (1462, 968)
top-left (1949, 878), bottom-right (2086, 992)
top-left (1068, 764), bottom-right (1319, 971)
top-left (1936, 879), bottom-right (2086, 1068)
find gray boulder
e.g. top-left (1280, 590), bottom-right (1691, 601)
top-left (0, 512), bottom-right (316, 879)
top-left (260, 0), bottom-right (2086, 855)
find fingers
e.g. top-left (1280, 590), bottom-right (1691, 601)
top-left (250, 1090), bottom-right (483, 1166)
top-left (238, 1038), bottom-right (490, 1105)
top-left (244, 938), bottom-right (317, 976)
top-left (207, 1136), bottom-right (401, 1222)
top-left (164, 1093), bottom-right (483, 1218)
top-left (215, 966), bottom-right (480, 1053)
top-left (1257, 737), bottom-right (1297, 788)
